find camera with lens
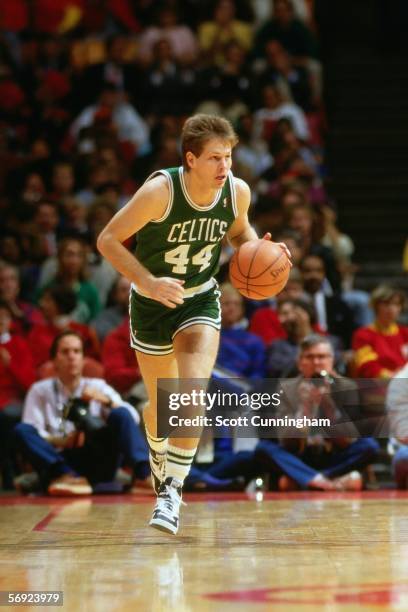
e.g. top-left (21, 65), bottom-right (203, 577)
top-left (63, 398), bottom-right (105, 433)
top-left (310, 370), bottom-right (335, 387)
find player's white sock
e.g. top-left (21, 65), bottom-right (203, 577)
top-left (145, 428), bottom-right (168, 454)
top-left (166, 444), bottom-right (197, 485)
top-left (145, 427), bottom-right (168, 492)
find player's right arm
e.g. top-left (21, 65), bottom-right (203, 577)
top-left (96, 175), bottom-right (184, 309)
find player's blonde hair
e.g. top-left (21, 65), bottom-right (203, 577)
top-left (181, 114), bottom-right (238, 170)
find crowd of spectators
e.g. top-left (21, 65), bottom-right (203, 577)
top-left (0, 0), bottom-right (407, 494)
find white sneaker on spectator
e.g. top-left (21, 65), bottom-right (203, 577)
top-left (332, 471), bottom-right (363, 492)
top-left (149, 477), bottom-right (184, 535)
top-left (48, 474), bottom-right (92, 496)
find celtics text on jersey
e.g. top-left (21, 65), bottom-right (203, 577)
top-left (134, 166), bottom-right (238, 293)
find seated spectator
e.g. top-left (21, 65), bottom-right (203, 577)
top-left (387, 363), bottom-right (408, 488)
top-left (253, 0), bottom-right (318, 61)
top-left (0, 300), bottom-right (35, 488)
top-left (280, 183), bottom-right (308, 210)
top-left (33, 70), bottom-right (72, 152)
top-left (352, 286), bottom-right (408, 379)
top-left (141, 39), bottom-right (198, 118)
top-left (11, 172), bottom-right (47, 224)
top-left (92, 276), bottom-right (130, 342)
top-left (196, 41), bottom-right (252, 125)
top-left (257, 40), bottom-right (315, 111)
top-left (70, 86), bottom-right (150, 158)
top-left (0, 263), bottom-right (43, 336)
top-left (267, 297), bottom-right (342, 377)
top-left (248, 268), bottom-right (307, 346)
top-left (39, 202), bottom-right (119, 308)
top-left (249, 301), bottom-right (285, 347)
top-left (14, 330), bottom-right (149, 495)
top-left (273, 123), bottom-right (322, 177)
top-left (28, 285), bottom-right (100, 372)
top-left (300, 254), bottom-right (354, 347)
top-left (61, 198), bottom-right (89, 236)
top-left (25, 200), bottom-right (61, 262)
top-left (256, 335), bottom-right (379, 490)
top-left (277, 266), bottom-right (306, 301)
top-left (198, 0), bottom-right (253, 66)
top-left (0, 227), bottom-right (26, 263)
top-left (216, 284), bottom-right (267, 379)
top-left (233, 113), bottom-right (274, 187)
top-left (36, 237), bottom-right (101, 323)
top-left (102, 317), bottom-right (142, 397)
top-left (137, 6), bottom-right (198, 65)
top-left (50, 161), bottom-right (76, 203)
top-left (253, 0), bottom-right (312, 26)
top-left (74, 162), bottom-right (122, 208)
top-left (316, 204), bottom-right (372, 327)
top-left (73, 34), bottom-right (139, 109)
top-left (319, 203), bottom-right (355, 265)
top-left (86, 201), bottom-right (119, 306)
top-left (285, 202), bottom-right (341, 290)
top-left (253, 84), bottom-right (310, 143)
top-left (249, 196), bottom-right (283, 239)
top-left (268, 298), bottom-right (310, 377)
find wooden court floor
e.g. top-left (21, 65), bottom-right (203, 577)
top-left (1, 491), bottom-right (408, 611)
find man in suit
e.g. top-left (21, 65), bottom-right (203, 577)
top-left (300, 254), bottom-right (355, 347)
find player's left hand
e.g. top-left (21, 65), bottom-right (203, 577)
top-left (262, 233), bottom-right (292, 264)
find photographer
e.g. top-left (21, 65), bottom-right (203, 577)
top-left (14, 330), bottom-right (149, 495)
top-left (256, 334), bottom-right (380, 490)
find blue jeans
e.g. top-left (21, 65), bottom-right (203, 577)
top-left (201, 439), bottom-right (380, 489)
top-left (14, 407), bottom-right (149, 486)
top-left (255, 438), bottom-right (380, 488)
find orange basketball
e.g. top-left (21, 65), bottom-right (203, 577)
top-left (229, 239), bottom-right (290, 300)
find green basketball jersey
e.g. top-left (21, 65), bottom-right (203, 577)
top-left (135, 166), bottom-right (238, 290)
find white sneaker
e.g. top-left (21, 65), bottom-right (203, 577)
top-left (149, 477), bottom-right (184, 535)
top-left (333, 470), bottom-right (363, 492)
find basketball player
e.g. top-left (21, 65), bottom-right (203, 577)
top-left (97, 114), bottom-right (290, 534)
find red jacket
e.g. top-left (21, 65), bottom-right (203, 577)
top-left (102, 318), bottom-right (141, 394)
top-left (28, 321), bottom-right (100, 369)
top-left (0, 0), bottom-right (28, 31)
top-left (10, 301), bottom-right (44, 337)
top-left (352, 323), bottom-right (408, 378)
top-left (249, 307), bottom-right (286, 346)
top-left (0, 335), bottom-right (35, 408)
top-left (249, 306), bottom-right (326, 346)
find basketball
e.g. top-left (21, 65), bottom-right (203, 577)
top-left (229, 239), bottom-right (290, 300)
